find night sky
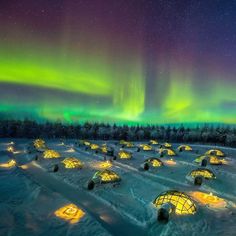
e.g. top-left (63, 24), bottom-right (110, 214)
top-left (0, 0), bottom-right (236, 124)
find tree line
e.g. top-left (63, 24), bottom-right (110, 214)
top-left (0, 119), bottom-right (236, 147)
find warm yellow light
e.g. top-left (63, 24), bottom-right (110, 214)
top-left (209, 156), bottom-right (223, 165)
top-left (164, 143), bottom-right (172, 148)
top-left (146, 158), bottom-right (163, 167)
top-left (62, 158), bottom-right (83, 169)
top-left (118, 151), bottom-right (132, 159)
top-left (205, 149), bottom-right (225, 157)
top-left (101, 173), bottom-right (115, 182)
top-left (190, 168), bottom-right (215, 179)
top-left (185, 146), bottom-right (192, 151)
top-left (126, 142), bottom-right (134, 148)
top-left (190, 191), bottom-right (227, 209)
top-left (91, 161), bottom-right (112, 169)
top-left (7, 146), bottom-right (21, 154)
top-left (93, 169), bottom-right (121, 183)
top-left (20, 164), bottom-right (28, 169)
top-left (33, 139), bottom-right (46, 149)
top-left (100, 171), bottom-right (120, 182)
top-left (43, 150), bottom-right (61, 159)
top-left (152, 160), bottom-right (161, 167)
top-left (142, 145), bottom-right (152, 151)
top-left (101, 146), bottom-right (108, 153)
top-left (7, 146), bottom-right (15, 153)
top-left (160, 148), bottom-right (176, 156)
top-left (194, 155), bottom-right (225, 165)
top-left (178, 145), bottom-right (192, 151)
top-left (54, 204), bottom-right (85, 224)
top-left (153, 190), bottom-right (196, 215)
top-left (0, 159), bottom-right (16, 168)
top-left (84, 141), bottom-right (91, 146)
top-left (99, 161), bottom-right (112, 168)
top-left (90, 143), bottom-right (99, 150)
top-left (150, 140), bottom-right (158, 145)
top-left (165, 159), bottom-right (177, 166)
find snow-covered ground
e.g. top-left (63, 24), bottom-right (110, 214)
top-left (0, 140), bottom-right (111, 236)
top-left (1, 139), bottom-right (236, 236)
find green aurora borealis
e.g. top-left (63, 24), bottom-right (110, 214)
top-left (0, 1), bottom-right (236, 124)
